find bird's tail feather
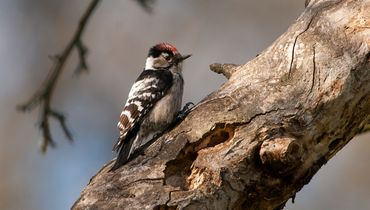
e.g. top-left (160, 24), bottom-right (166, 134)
top-left (110, 137), bottom-right (135, 171)
top-left (110, 124), bottom-right (140, 171)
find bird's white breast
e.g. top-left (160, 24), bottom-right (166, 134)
top-left (148, 72), bottom-right (183, 125)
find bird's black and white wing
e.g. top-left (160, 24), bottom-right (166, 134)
top-left (111, 69), bottom-right (173, 168)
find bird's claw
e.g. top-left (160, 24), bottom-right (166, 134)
top-left (176, 102), bottom-right (194, 121)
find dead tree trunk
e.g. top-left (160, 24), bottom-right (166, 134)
top-left (73, 0), bottom-right (370, 209)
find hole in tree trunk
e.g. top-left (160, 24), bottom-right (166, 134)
top-left (328, 138), bottom-right (341, 150)
top-left (164, 123), bottom-right (235, 190)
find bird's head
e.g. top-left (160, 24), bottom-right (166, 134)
top-left (145, 43), bottom-right (191, 70)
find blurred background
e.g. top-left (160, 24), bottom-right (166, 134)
top-left (0, 0), bottom-right (369, 209)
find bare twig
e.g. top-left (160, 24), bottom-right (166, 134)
top-left (17, 0), bottom-right (100, 153)
top-left (74, 39), bottom-right (89, 75)
top-left (49, 110), bottom-right (73, 141)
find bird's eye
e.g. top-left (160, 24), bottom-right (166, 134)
top-left (162, 52), bottom-right (171, 61)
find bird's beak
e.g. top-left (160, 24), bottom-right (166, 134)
top-left (174, 54), bottom-right (191, 63)
top-left (180, 54), bottom-right (192, 61)
top-left (173, 54), bottom-right (191, 64)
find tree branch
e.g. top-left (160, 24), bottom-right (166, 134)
top-left (73, 0), bottom-right (369, 209)
top-left (17, 0), bottom-right (100, 152)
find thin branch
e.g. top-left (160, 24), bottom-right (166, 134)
top-left (49, 110), bottom-right (73, 141)
top-left (74, 39), bottom-right (89, 75)
top-left (17, 0), bottom-right (100, 153)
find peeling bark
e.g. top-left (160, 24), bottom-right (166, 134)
top-left (73, 0), bottom-right (370, 209)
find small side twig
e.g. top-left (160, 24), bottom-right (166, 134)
top-left (17, 0), bottom-right (100, 153)
top-left (210, 63), bottom-right (239, 79)
top-left (75, 39), bottom-right (89, 75)
top-left (49, 110), bottom-right (73, 141)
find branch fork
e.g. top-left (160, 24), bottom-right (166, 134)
top-left (17, 0), bottom-right (100, 152)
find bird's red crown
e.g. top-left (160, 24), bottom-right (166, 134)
top-left (148, 43), bottom-right (179, 57)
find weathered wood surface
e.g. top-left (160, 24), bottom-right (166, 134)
top-left (73, 0), bottom-right (370, 209)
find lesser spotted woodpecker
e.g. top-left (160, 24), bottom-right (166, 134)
top-left (111, 43), bottom-right (191, 171)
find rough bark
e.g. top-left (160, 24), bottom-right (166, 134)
top-left (73, 0), bottom-right (370, 209)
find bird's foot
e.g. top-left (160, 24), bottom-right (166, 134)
top-left (176, 102), bottom-right (194, 122)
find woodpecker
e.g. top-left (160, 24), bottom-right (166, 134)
top-left (111, 43), bottom-right (191, 171)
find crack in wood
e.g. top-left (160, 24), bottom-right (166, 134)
top-left (164, 189), bottom-right (183, 207)
top-left (309, 45), bottom-right (317, 94)
top-left (288, 14), bottom-right (316, 78)
top-left (120, 177), bottom-right (164, 189)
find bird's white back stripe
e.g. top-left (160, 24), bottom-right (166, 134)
top-left (128, 78), bottom-right (157, 98)
top-left (133, 101), bottom-right (144, 111)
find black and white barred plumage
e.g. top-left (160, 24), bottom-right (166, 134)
top-left (111, 43), bottom-right (190, 171)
